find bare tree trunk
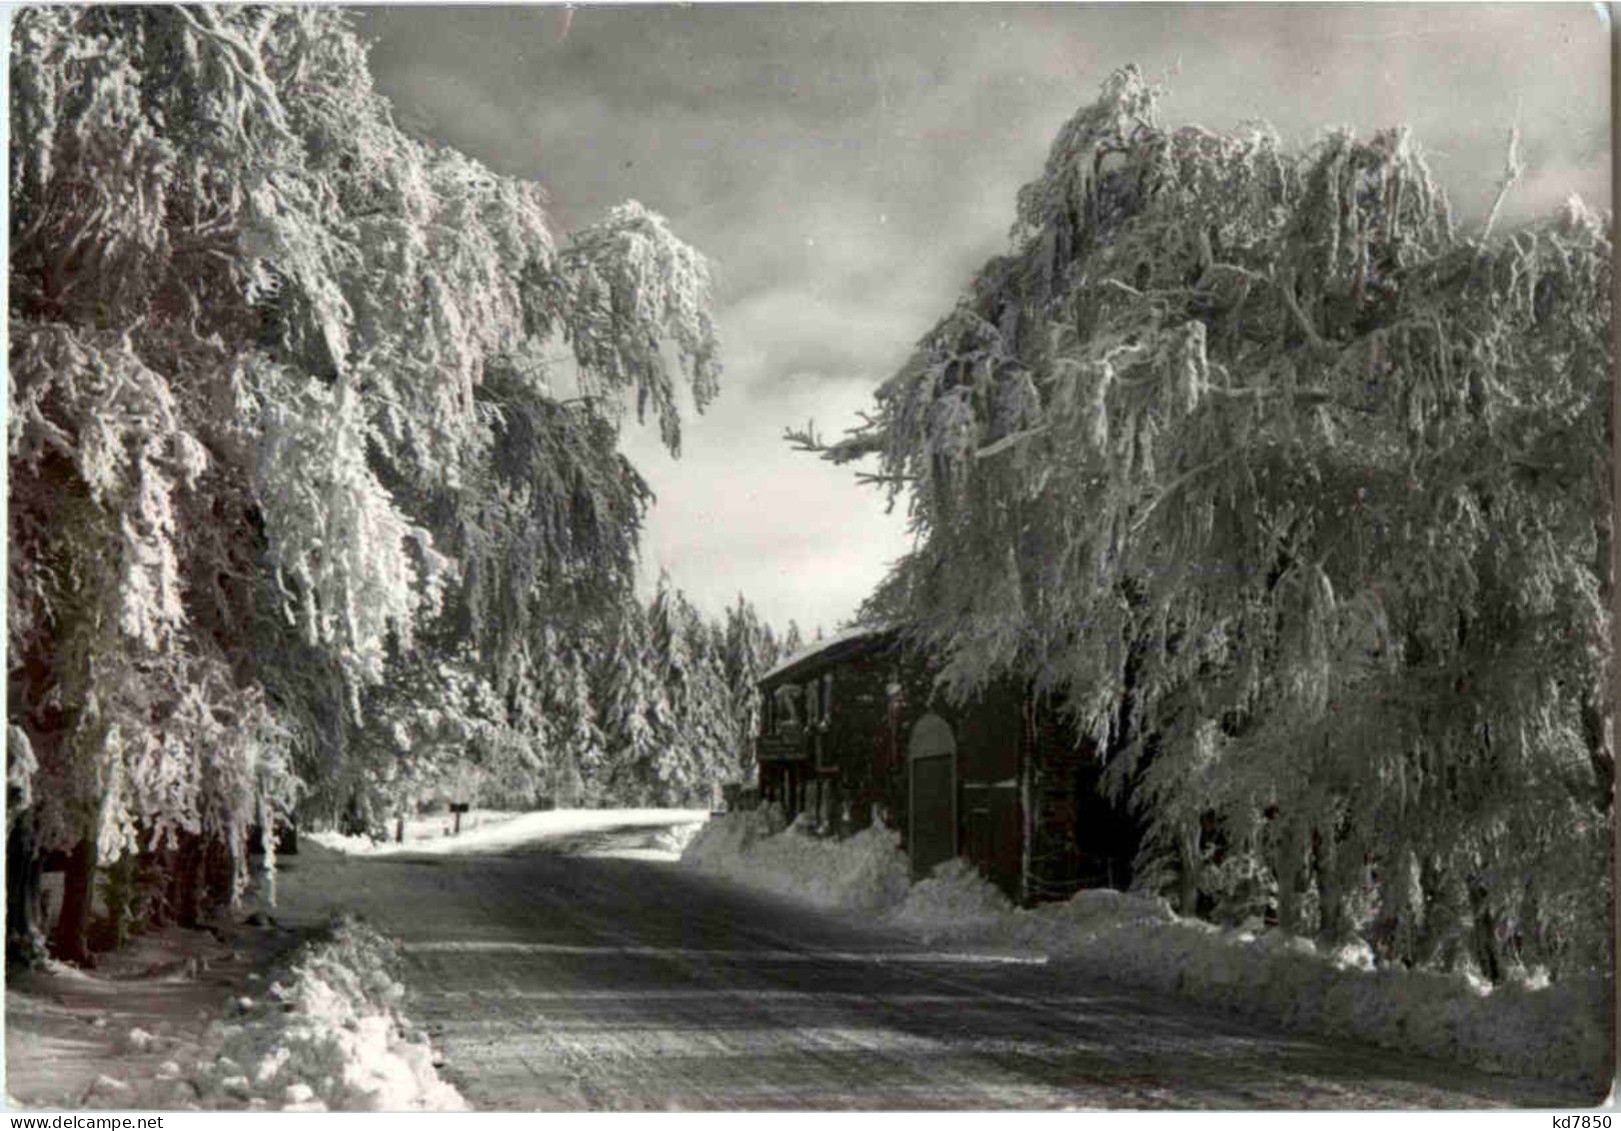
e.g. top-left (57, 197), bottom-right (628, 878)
top-left (98, 851), bottom-right (138, 953)
top-left (1414, 854), bottom-right (1466, 970)
top-left (1272, 819), bottom-right (1310, 935)
top-left (202, 837), bottom-right (233, 913)
top-left (1312, 827), bottom-right (1351, 945)
top-left (1467, 878), bottom-right (1503, 983)
top-left (145, 843), bottom-right (175, 929)
top-left (170, 830), bottom-right (204, 928)
top-left (51, 836), bottom-right (97, 966)
top-left (1177, 822), bottom-right (1201, 916)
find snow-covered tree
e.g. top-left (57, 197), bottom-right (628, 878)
top-left (593, 603), bottom-right (667, 805)
top-left (723, 595), bottom-right (780, 781)
top-left (535, 626), bottom-right (603, 807)
top-left (9, 8), bottom-right (720, 962)
top-left (583, 582), bottom-right (768, 808)
top-left (640, 575), bottom-right (732, 803)
top-left (782, 620), bottom-right (805, 658)
top-left (796, 67), bottom-right (1611, 979)
top-left (662, 586), bottom-right (744, 802)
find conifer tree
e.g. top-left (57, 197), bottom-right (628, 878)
top-left (724, 595), bottom-right (779, 780)
top-left (782, 621), bottom-right (805, 658)
top-left (540, 629), bottom-right (606, 807)
top-left (8, 7), bottom-right (720, 962)
top-left (665, 588), bottom-right (746, 803)
top-left (645, 574), bottom-right (696, 796)
top-left (593, 604), bottom-right (664, 805)
top-left (795, 67), bottom-right (1611, 978)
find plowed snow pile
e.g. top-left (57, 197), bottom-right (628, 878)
top-left (684, 812), bottom-right (1612, 1090)
top-left (683, 809), bottom-right (910, 913)
top-left (191, 917), bottom-right (466, 1111)
top-left (6, 922), bottom-right (298, 1110)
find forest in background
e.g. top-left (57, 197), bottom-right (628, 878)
top-left (6, 7), bottom-right (783, 966)
top-left (796, 66), bottom-right (1613, 984)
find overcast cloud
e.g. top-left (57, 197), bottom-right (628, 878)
top-left (353, 3), bottom-right (1609, 635)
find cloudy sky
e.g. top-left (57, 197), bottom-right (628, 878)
top-left (354, 3), bottom-right (1609, 636)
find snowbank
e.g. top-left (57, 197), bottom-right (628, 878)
top-left (682, 809), bottom-right (911, 914)
top-left (683, 813), bottom-right (1613, 1091)
top-left (6, 922), bottom-right (298, 1110)
top-left (889, 858), bottom-right (1020, 930)
top-left (897, 866), bottom-right (1612, 1089)
top-left (310, 807), bottom-right (710, 858)
top-left (191, 918), bottom-right (466, 1111)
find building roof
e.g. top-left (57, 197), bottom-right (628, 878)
top-left (758, 622), bottom-right (898, 685)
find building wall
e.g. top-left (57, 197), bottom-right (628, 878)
top-left (758, 638), bottom-right (1135, 906)
top-left (947, 682), bottom-right (1023, 896)
top-left (1025, 697), bottom-right (1089, 902)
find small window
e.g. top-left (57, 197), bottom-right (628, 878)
top-left (821, 673), bottom-right (834, 726)
top-left (774, 684), bottom-right (802, 728)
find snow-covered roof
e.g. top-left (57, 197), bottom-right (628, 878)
top-left (759, 622), bottom-right (896, 684)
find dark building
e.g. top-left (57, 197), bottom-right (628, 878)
top-left (754, 625), bottom-right (1138, 906)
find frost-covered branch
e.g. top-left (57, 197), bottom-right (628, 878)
top-left (8, 6), bottom-right (730, 957)
top-left (1480, 124), bottom-right (1523, 243)
top-left (783, 421), bottom-right (887, 466)
top-left (809, 63), bottom-right (1613, 977)
top-left (974, 424), bottom-right (1050, 460)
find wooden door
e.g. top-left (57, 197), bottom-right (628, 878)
top-left (963, 782), bottom-right (1021, 899)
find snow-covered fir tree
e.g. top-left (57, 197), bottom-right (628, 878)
top-left (593, 604), bottom-right (668, 806)
top-left (8, 7), bottom-right (722, 964)
top-left (795, 66), bottom-right (1612, 980)
top-left (723, 595), bottom-right (781, 781)
top-left (781, 621), bottom-right (805, 658)
top-left (645, 574), bottom-right (698, 796)
top-left (515, 623), bottom-right (607, 808)
top-left (666, 587), bottom-right (746, 802)
top-left (576, 584), bottom-right (776, 809)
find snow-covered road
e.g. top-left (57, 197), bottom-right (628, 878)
top-left (276, 817), bottom-right (1589, 1110)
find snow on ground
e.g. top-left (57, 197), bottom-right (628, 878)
top-left (6, 920), bottom-right (302, 1110)
top-left (682, 810), bottom-right (1614, 1092)
top-left (6, 914), bottom-right (467, 1112)
top-left (190, 917), bottom-right (465, 1112)
top-left (895, 861), bottom-right (1614, 1091)
top-left (309, 807), bottom-right (711, 858)
top-left (683, 807), bottom-right (910, 913)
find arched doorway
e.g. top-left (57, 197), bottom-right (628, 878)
top-left (907, 713), bottom-right (956, 880)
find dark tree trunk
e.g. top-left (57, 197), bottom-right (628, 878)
top-left (169, 831), bottom-right (203, 928)
top-left (1468, 878), bottom-right (1504, 984)
top-left (202, 837), bottom-right (233, 913)
top-left (1271, 818), bottom-right (1310, 935)
top-left (144, 844), bottom-right (173, 929)
top-left (5, 809), bottom-right (46, 968)
top-left (1177, 821), bottom-right (1202, 917)
top-left (90, 852), bottom-right (135, 954)
top-left (1312, 826), bottom-right (1350, 945)
top-left (1414, 854), bottom-right (1469, 971)
top-left (51, 836), bottom-right (97, 967)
